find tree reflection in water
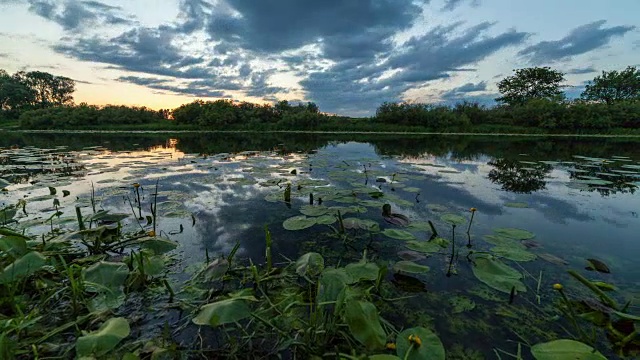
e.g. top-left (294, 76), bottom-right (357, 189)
top-left (488, 159), bottom-right (552, 193)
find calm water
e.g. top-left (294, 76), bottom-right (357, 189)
top-left (2, 131), bottom-right (640, 358)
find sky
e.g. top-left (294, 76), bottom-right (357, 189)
top-left (0, 0), bottom-right (638, 116)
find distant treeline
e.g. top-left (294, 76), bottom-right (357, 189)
top-left (3, 65), bottom-right (639, 132)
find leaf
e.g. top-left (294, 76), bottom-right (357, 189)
top-left (140, 237), bottom-right (179, 254)
top-left (396, 327), bottom-right (445, 360)
top-left (440, 213), bottom-right (467, 226)
top-left (192, 298), bottom-right (252, 327)
top-left (317, 268), bottom-right (350, 303)
top-left (0, 207), bottom-right (17, 224)
top-left (83, 262), bottom-right (129, 293)
top-left (315, 214), bottom-right (337, 225)
top-left (493, 227), bottom-right (535, 240)
top-left (585, 259), bottom-right (610, 274)
top-left (75, 317), bottom-right (130, 358)
top-left (405, 241), bottom-right (444, 254)
top-left (393, 261), bottom-right (430, 274)
top-left (343, 218), bottom-right (379, 231)
top-left (491, 246), bottom-right (537, 262)
top-left (450, 296), bottom-right (476, 314)
top-left (62, 190), bottom-right (70, 197)
top-left (504, 202), bottom-right (529, 208)
top-left (282, 215), bottom-right (317, 231)
top-left (471, 254), bottom-right (526, 294)
top-left (0, 236), bottom-right (28, 258)
top-left (591, 281), bottom-right (616, 291)
top-left (299, 205), bottom-right (329, 217)
top-left (343, 301), bottom-right (386, 350)
top-left (530, 339), bottom-right (606, 360)
top-left (295, 252), bottom-right (324, 278)
top-left (48, 186), bottom-right (57, 195)
top-left (0, 251), bottom-right (47, 284)
top-left (344, 261), bottom-right (380, 283)
top-left (382, 229), bottom-right (416, 241)
top-left (539, 253), bottom-right (569, 266)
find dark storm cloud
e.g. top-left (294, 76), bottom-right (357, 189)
top-left (301, 22), bottom-right (529, 114)
top-left (519, 20), bottom-right (635, 64)
top-left (451, 81), bottom-right (487, 93)
top-left (24, 0), bottom-right (134, 30)
top-left (206, 0), bottom-right (423, 58)
top-left (441, 0), bottom-right (479, 12)
top-left (117, 75), bottom-right (230, 98)
top-left (566, 66), bottom-right (597, 75)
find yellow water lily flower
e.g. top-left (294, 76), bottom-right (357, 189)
top-left (408, 334), bottom-right (422, 347)
top-left (470, 207), bottom-right (477, 212)
top-left (148, 230), bottom-right (156, 237)
top-left (133, 183), bottom-right (141, 188)
top-left (386, 343), bottom-right (396, 350)
top-left (553, 283), bottom-right (563, 291)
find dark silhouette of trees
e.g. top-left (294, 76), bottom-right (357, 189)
top-left (582, 66), bottom-right (640, 104)
top-left (496, 67), bottom-right (566, 106)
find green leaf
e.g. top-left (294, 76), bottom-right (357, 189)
top-left (405, 240), bottom-right (445, 254)
top-left (483, 234), bottom-right (520, 246)
top-left (0, 251), bottom-right (47, 284)
top-left (493, 227), bottom-right (535, 240)
top-left (295, 252), bottom-right (325, 278)
top-left (382, 229), bottom-right (416, 241)
top-left (393, 261), bottom-right (430, 274)
top-left (504, 202), bottom-right (529, 208)
top-left (0, 207), bottom-right (17, 224)
top-left (396, 327), bottom-right (445, 360)
top-left (530, 339), bottom-right (606, 360)
top-left (491, 246), bottom-right (537, 262)
top-left (140, 237), bottom-right (179, 254)
top-left (192, 298), bottom-right (252, 327)
top-left (0, 236), bottom-right (28, 258)
top-left (440, 213), bottom-right (467, 226)
top-left (76, 317), bottom-right (130, 358)
top-left (282, 215), bottom-right (317, 230)
top-left (48, 186), bottom-right (57, 195)
top-left (317, 268), bottom-right (350, 303)
top-left (315, 214), bottom-right (337, 225)
top-left (299, 205), bottom-right (329, 217)
top-left (471, 254), bottom-right (526, 294)
top-left (343, 301), bottom-right (386, 350)
top-left (344, 261), bottom-right (379, 282)
top-left (83, 262), bottom-right (129, 291)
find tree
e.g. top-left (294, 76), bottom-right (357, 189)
top-left (496, 67), bottom-right (566, 106)
top-left (18, 71), bottom-right (75, 108)
top-left (581, 66), bottom-right (640, 104)
top-left (0, 70), bottom-right (35, 118)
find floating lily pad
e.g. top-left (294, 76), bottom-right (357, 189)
top-left (396, 327), bottom-right (445, 360)
top-left (405, 241), bottom-right (443, 254)
top-left (403, 187), bottom-right (421, 193)
top-left (283, 216), bottom-right (317, 231)
top-left (483, 234), bottom-right (520, 246)
top-left (491, 246), bottom-right (537, 262)
top-left (344, 261), bottom-right (380, 282)
top-left (441, 213), bottom-right (467, 226)
top-left (393, 261), bottom-right (430, 274)
top-left (316, 214), bottom-right (337, 225)
top-left (530, 339), bottom-right (606, 360)
top-left (397, 250), bottom-right (427, 261)
top-left (572, 179), bottom-right (613, 186)
top-left (471, 254), bottom-right (526, 294)
top-left (382, 229), bottom-right (416, 241)
top-left (450, 296), bottom-right (476, 314)
top-left (504, 202), bottom-right (529, 208)
top-left (493, 228), bottom-right (535, 240)
top-left (539, 253), bottom-right (569, 266)
top-left (76, 317), bottom-right (130, 358)
top-left (300, 205), bottom-right (329, 217)
top-left (585, 258), bottom-right (610, 273)
top-left (193, 298), bottom-right (253, 327)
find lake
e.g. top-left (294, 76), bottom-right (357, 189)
top-left (1, 131), bottom-right (639, 359)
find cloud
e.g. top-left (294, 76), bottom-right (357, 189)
top-left (300, 22), bottom-right (528, 115)
top-left (205, 0), bottom-right (422, 59)
top-left (20, 0), bottom-right (134, 30)
top-left (117, 75), bottom-right (230, 98)
top-left (566, 66), bottom-right (597, 75)
top-left (441, 0), bottom-right (479, 12)
top-left (519, 20), bottom-right (636, 64)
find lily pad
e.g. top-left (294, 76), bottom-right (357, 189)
top-left (397, 250), bottom-right (426, 261)
top-left (295, 252), bottom-right (325, 278)
top-left (193, 298), bottom-right (253, 327)
top-left (441, 213), bottom-right (467, 226)
top-left (493, 228), bottom-right (535, 240)
top-left (76, 317), bottom-right (130, 358)
top-left (471, 254), bottom-right (526, 294)
top-left (406, 240), bottom-right (447, 254)
top-left (0, 251), bottom-right (47, 284)
top-left (396, 327), bottom-right (445, 360)
top-left (504, 202), bottom-right (529, 208)
top-left (283, 215), bottom-right (317, 231)
top-left (344, 261), bottom-right (380, 282)
top-left (530, 339), bottom-right (606, 360)
top-left (585, 258), bottom-right (610, 273)
top-left (382, 229), bottom-right (416, 241)
top-left (299, 205), bottom-right (329, 217)
top-left (491, 246), bottom-right (537, 262)
top-left (483, 234), bottom-right (520, 246)
top-left (393, 261), bottom-right (430, 274)
top-left (344, 301), bottom-right (386, 350)
top-left (539, 253), bottom-right (569, 266)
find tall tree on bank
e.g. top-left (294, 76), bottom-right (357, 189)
top-left (581, 66), bottom-right (640, 104)
top-left (0, 70), bottom-right (34, 117)
top-left (0, 69), bottom-right (75, 119)
top-left (496, 67), bottom-right (566, 106)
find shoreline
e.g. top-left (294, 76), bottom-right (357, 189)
top-left (3, 128), bottom-right (640, 138)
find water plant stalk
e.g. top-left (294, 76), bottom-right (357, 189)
top-left (567, 270), bottom-right (618, 309)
